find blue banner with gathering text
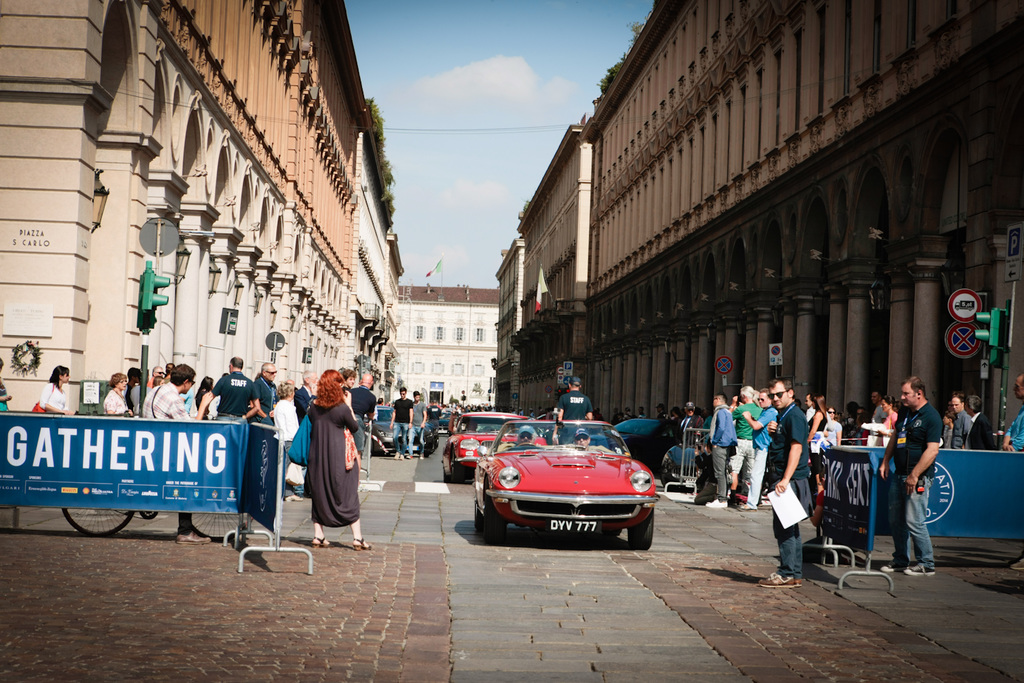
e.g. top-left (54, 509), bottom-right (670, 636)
top-left (0, 413), bottom-right (248, 513)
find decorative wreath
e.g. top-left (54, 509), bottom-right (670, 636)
top-left (11, 341), bottom-right (42, 376)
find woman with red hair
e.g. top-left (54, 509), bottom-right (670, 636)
top-left (306, 369), bottom-right (370, 549)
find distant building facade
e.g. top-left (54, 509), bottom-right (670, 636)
top-left (394, 286), bottom-right (499, 406)
top-left (578, 0), bottom-right (1024, 418)
top-left (495, 239), bottom-right (525, 411)
top-left (512, 126), bottom-right (593, 414)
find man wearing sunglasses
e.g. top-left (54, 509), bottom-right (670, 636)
top-left (759, 378), bottom-right (812, 588)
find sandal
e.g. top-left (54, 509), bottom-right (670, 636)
top-left (352, 538), bottom-right (373, 551)
top-left (312, 537), bottom-right (331, 548)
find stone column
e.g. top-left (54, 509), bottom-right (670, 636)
top-left (887, 271), bottom-right (914, 395)
top-left (171, 234), bottom-right (206, 370)
top-left (612, 349), bottom-right (625, 413)
top-left (721, 310), bottom-right (742, 394)
top-left (909, 265), bottom-right (944, 404)
top-left (743, 311), bottom-right (758, 387)
top-left (617, 345), bottom-right (631, 412)
top-left (653, 338), bottom-right (669, 410)
top-left (826, 285), bottom-right (848, 408)
top-left (635, 343), bottom-right (650, 414)
top-left (695, 322), bottom-right (713, 407)
top-left (844, 281), bottom-right (872, 410)
top-left (794, 294), bottom-right (817, 394)
top-left (754, 306), bottom-right (775, 390)
top-left (781, 298), bottom-right (797, 381)
top-left (674, 330), bottom-right (691, 406)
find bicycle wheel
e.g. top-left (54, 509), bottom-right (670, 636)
top-left (191, 512), bottom-right (240, 540)
top-left (62, 508), bottom-right (134, 536)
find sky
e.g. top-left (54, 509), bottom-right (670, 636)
top-left (346, 0), bottom-right (652, 290)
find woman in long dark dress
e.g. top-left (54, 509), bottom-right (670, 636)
top-left (306, 369), bottom-right (371, 549)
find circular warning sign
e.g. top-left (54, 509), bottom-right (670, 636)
top-left (944, 322), bottom-right (980, 359)
top-left (715, 356), bottom-right (733, 374)
top-left (947, 288), bottom-right (981, 323)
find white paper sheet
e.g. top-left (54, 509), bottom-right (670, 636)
top-left (768, 485), bottom-right (809, 529)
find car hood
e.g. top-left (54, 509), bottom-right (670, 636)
top-left (492, 451), bottom-right (654, 495)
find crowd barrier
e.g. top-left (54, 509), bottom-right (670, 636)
top-left (0, 413), bottom-right (312, 574)
top-left (663, 427), bottom-right (707, 493)
top-left (821, 446), bottom-right (1024, 590)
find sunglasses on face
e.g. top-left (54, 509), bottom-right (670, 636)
top-left (769, 390), bottom-right (787, 399)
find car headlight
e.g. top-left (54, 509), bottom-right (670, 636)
top-left (497, 466), bottom-right (521, 488)
top-left (460, 438), bottom-right (480, 453)
top-left (630, 470), bottom-right (652, 493)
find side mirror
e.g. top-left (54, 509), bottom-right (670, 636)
top-left (478, 445), bottom-right (489, 457)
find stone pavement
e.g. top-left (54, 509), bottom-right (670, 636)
top-left (2, 451), bottom-right (1023, 681)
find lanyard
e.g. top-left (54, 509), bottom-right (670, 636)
top-left (902, 410), bottom-right (920, 432)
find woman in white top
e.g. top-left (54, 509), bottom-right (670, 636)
top-left (104, 372), bottom-right (131, 416)
top-left (39, 365), bottom-right (74, 415)
top-left (275, 382), bottom-right (302, 501)
top-left (824, 407), bottom-right (843, 447)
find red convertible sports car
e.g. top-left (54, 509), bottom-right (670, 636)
top-left (473, 420), bottom-right (658, 550)
top-left (442, 411), bottom-right (523, 483)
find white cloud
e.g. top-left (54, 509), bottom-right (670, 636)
top-left (407, 55), bottom-right (577, 112)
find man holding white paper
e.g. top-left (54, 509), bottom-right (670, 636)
top-left (759, 378), bottom-right (813, 588)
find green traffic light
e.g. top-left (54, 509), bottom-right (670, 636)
top-left (137, 261), bottom-right (172, 332)
top-left (975, 308), bottom-right (1002, 344)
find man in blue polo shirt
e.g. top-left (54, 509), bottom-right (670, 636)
top-left (880, 375), bottom-right (943, 576)
top-left (759, 378), bottom-right (812, 588)
top-left (251, 362), bottom-right (277, 425)
top-left (197, 356), bottom-right (259, 421)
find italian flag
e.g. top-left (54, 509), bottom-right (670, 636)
top-left (535, 265), bottom-right (548, 312)
top-left (426, 254), bottom-right (443, 277)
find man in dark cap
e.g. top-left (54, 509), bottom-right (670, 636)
top-left (555, 377), bottom-right (593, 421)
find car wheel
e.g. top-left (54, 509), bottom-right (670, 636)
top-left (442, 462), bottom-right (451, 483)
top-left (627, 510), bottom-right (654, 551)
top-left (474, 499), bottom-right (484, 532)
top-left (482, 488), bottom-right (506, 545)
top-left (452, 462), bottom-right (466, 484)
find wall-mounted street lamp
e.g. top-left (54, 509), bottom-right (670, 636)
top-left (91, 169), bottom-right (110, 233)
top-left (233, 277), bottom-right (244, 307)
top-left (208, 261), bottom-right (222, 296)
top-left (254, 287), bottom-right (265, 315)
top-left (174, 242), bottom-right (191, 285)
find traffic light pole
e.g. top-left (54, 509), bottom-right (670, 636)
top-left (139, 336), bottom-right (150, 413)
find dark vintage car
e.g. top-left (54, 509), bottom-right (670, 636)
top-left (614, 418), bottom-right (681, 472)
top-left (473, 420), bottom-right (657, 550)
top-left (438, 409), bottom-right (453, 433)
top-left (442, 412), bottom-right (522, 483)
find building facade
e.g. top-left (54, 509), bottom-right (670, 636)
top-left (512, 126), bottom-right (593, 414)
top-left (0, 0), bottom-right (399, 408)
top-left (495, 238), bottom-right (524, 411)
top-left (394, 286), bottom-right (499, 406)
top-left (578, 0), bottom-right (1024, 420)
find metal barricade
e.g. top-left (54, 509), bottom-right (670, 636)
top-left (664, 427), bottom-right (709, 493)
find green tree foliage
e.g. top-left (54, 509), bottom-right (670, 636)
top-left (598, 16), bottom-right (648, 96)
top-left (367, 98), bottom-right (395, 218)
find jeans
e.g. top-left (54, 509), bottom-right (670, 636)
top-left (410, 425), bottom-right (423, 454)
top-left (711, 445), bottom-right (730, 502)
top-left (888, 475), bottom-right (934, 570)
top-left (772, 477), bottom-right (812, 579)
top-left (393, 423), bottom-right (411, 456)
top-left (748, 447), bottom-right (768, 506)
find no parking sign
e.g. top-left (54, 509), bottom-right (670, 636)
top-left (945, 322), bottom-right (980, 359)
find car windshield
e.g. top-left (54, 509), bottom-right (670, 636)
top-left (374, 406), bottom-right (394, 422)
top-left (614, 419), bottom-right (661, 436)
top-left (491, 421), bottom-right (629, 456)
top-left (458, 416), bottom-right (519, 433)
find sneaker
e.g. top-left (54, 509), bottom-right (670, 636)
top-left (705, 499), bottom-right (728, 509)
top-left (741, 504), bottom-right (758, 511)
top-left (904, 565), bottom-right (935, 576)
top-left (879, 564), bottom-right (908, 574)
top-left (758, 572), bottom-right (802, 588)
top-left (1010, 557), bottom-right (1024, 571)
top-left (284, 494), bottom-right (303, 502)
